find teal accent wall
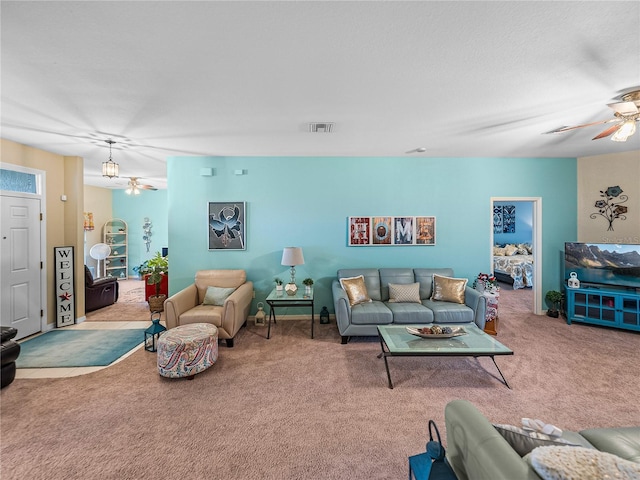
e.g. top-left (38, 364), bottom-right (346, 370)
top-left (167, 156), bottom-right (577, 315)
top-left (113, 189), bottom-right (168, 276)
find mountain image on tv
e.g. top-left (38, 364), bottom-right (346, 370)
top-left (565, 243), bottom-right (640, 288)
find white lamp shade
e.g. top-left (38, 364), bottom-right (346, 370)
top-left (281, 247), bottom-right (304, 266)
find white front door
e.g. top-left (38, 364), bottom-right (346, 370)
top-left (0, 194), bottom-right (42, 339)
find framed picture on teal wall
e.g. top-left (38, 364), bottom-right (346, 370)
top-left (415, 216), bottom-right (436, 245)
top-left (208, 202), bottom-right (246, 250)
top-left (348, 216), bottom-right (436, 246)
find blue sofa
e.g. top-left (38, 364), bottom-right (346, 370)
top-left (332, 268), bottom-right (486, 344)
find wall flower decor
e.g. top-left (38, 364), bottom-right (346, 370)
top-left (591, 185), bottom-right (628, 231)
top-left (142, 217), bottom-right (153, 252)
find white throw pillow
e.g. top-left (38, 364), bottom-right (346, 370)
top-left (529, 446), bottom-right (640, 480)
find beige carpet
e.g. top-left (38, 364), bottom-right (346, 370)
top-left (85, 279), bottom-right (159, 322)
top-left (2, 288), bottom-right (639, 480)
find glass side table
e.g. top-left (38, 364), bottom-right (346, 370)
top-left (265, 287), bottom-right (315, 339)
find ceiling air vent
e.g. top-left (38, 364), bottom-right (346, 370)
top-left (308, 122), bottom-right (334, 133)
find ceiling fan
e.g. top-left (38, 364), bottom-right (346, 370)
top-left (547, 90), bottom-right (640, 142)
top-left (125, 177), bottom-right (157, 195)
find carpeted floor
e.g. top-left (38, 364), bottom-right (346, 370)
top-left (85, 279), bottom-right (157, 322)
top-left (2, 287), bottom-right (639, 480)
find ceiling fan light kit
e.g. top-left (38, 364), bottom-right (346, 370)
top-left (102, 140), bottom-right (119, 179)
top-left (125, 177), bottom-right (157, 195)
top-left (611, 119), bottom-right (637, 142)
top-left (548, 89), bottom-right (640, 142)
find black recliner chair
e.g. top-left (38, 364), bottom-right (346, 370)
top-left (85, 266), bottom-right (119, 312)
top-left (1, 326), bottom-right (21, 388)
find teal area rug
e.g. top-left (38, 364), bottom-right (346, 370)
top-left (16, 329), bottom-right (146, 368)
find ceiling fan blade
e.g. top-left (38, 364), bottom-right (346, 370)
top-left (139, 184), bottom-right (158, 191)
top-left (545, 119), bottom-right (613, 134)
top-left (592, 123), bottom-right (622, 140)
top-left (608, 101), bottom-right (639, 116)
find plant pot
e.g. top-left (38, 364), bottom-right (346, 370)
top-left (149, 294), bottom-right (167, 312)
top-left (546, 310), bottom-right (559, 318)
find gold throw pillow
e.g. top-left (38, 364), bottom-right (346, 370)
top-left (339, 275), bottom-right (372, 306)
top-left (431, 274), bottom-right (467, 304)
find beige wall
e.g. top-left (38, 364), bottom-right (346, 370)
top-left (1, 139), bottom-right (86, 324)
top-left (83, 185), bottom-right (113, 271)
top-left (577, 150), bottom-right (640, 243)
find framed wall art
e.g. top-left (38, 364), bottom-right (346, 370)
top-left (208, 202), bottom-right (246, 250)
top-left (349, 217), bottom-right (371, 245)
top-left (415, 216), bottom-right (436, 245)
top-left (347, 216), bottom-right (436, 246)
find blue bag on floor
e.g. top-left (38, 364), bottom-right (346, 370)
top-left (408, 420), bottom-right (458, 480)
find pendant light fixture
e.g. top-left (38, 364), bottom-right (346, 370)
top-left (102, 139), bottom-right (119, 179)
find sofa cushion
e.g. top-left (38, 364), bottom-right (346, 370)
top-left (493, 424), bottom-right (579, 456)
top-left (431, 274), bottom-right (467, 304)
top-left (528, 446), bottom-right (640, 480)
top-left (579, 427), bottom-right (640, 463)
top-left (202, 286), bottom-right (236, 306)
top-left (385, 302), bottom-right (434, 324)
top-left (340, 275), bottom-right (372, 306)
top-left (350, 301), bottom-right (393, 325)
top-left (422, 300), bottom-right (474, 323)
top-left (388, 283), bottom-right (421, 303)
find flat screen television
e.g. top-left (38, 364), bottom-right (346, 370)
top-left (564, 242), bottom-right (640, 290)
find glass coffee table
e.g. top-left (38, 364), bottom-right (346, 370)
top-left (377, 324), bottom-right (513, 389)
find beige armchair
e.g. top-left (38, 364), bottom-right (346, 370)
top-left (164, 270), bottom-right (253, 347)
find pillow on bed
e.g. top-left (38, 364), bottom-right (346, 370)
top-left (519, 243), bottom-right (533, 254)
top-left (504, 244), bottom-right (519, 256)
top-left (494, 246), bottom-right (506, 256)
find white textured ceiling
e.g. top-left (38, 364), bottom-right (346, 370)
top-left (2, 1), bottom-right (639, 190)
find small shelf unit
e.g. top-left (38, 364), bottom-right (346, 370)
top-left (565, 286), bottom-right (640, 332)
top-left (104, 218), bottom-right (128, 279)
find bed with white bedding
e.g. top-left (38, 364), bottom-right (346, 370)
top-left (493, 244), bottom-right (533, 289)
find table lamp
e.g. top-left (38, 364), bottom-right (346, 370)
top-left (281, 247), bottom-right (304, 296)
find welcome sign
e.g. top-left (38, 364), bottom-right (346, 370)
top-left (55, 246), bottom-right (75, 327)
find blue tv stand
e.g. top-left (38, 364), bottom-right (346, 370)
top-left (565, 286), bottom-right (640, 332)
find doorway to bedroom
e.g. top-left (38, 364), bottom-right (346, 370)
top-left (491, 197), bottom-right (542, 315)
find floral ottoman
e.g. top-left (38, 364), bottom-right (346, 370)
top-left (157, 323), bottom-right (218, 379)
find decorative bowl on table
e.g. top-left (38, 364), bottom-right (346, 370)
top-left (406, 326), bottom-right (466, 339)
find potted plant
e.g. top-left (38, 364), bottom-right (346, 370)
top-left (274, 278), bottom-right (284, 293)
top-left (302, 278), bottom-right (314, 295)
top-left (545, 290), bottom-right (563, 318)
top-left (132, 260), bottom-right (151, 280)
top-left (146, 252), bottom-right (169, 312)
